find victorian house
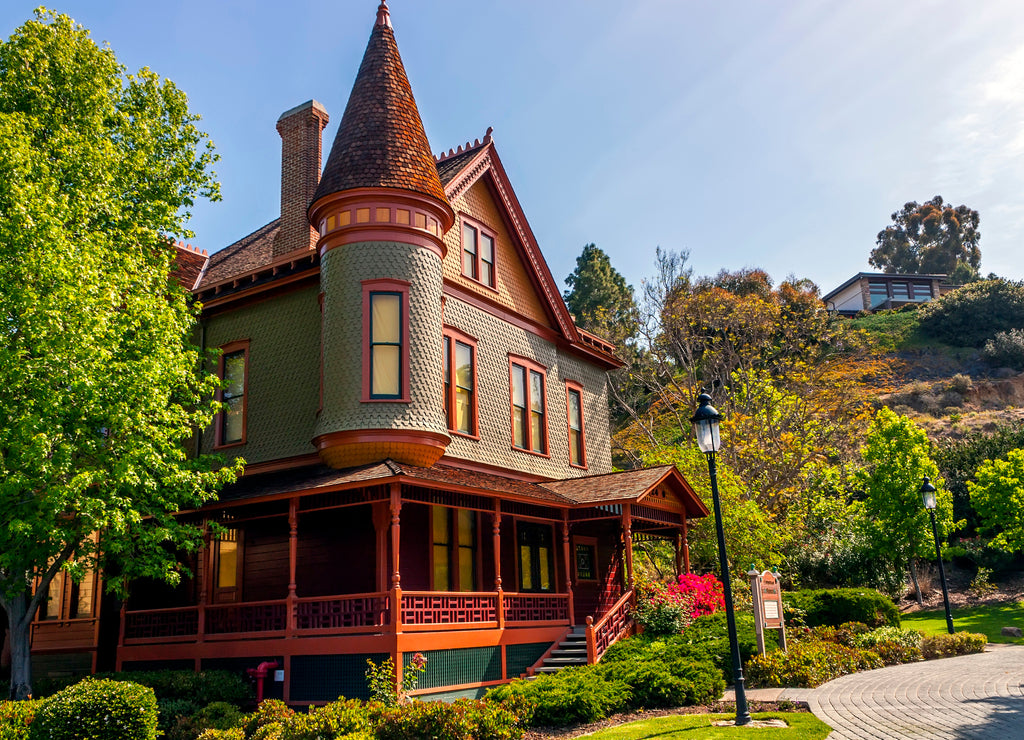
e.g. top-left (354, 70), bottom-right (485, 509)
top-left (29, 2), bottom-right (707, 702)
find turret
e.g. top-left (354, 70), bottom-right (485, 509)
top-left (310, 1), bottom-right (455, 469)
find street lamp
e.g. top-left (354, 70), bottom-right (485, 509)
top-left (920, 476), bottom-right (954, 635)
top-left (691, 393), bottom-right (751, 726)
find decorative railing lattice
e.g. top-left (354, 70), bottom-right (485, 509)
top-left (123, 607), bottom-right (198, 640)
top-left (401, 592), bottom-right (497, 625)
top-left (586, 590), bottom-right (634, 663)
top-left (205, 601), bottom-right (287, 634)
top-left (295, 594), bottom-right (389, 630)
top-left (504, 593), bottom-right (569, 622)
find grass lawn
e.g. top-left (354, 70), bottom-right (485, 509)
top-left (583, 713), bottom-right (831, 740)
top-left (901, 601), bottom-right (1024, 644)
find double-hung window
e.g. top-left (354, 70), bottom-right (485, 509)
top-left (216, 341), bottom-right (249, 448)
top-left (565, 381), bottom-right (586, 467)
top-left (443, 328), bottom-right (478, 436)
top-left (431, 506), bottom-right (477, 591)
top-left (362, 279), bottom-right (411, 402)
top-left (510, 357), bottom-right (547, 454)
top-left (461, 218), bottom-right (496, 288)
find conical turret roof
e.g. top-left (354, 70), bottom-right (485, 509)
top-left (311, 2), bottom-right (448, 207)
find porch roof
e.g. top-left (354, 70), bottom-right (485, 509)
top-left (210, 459), bottom-right (707, 518)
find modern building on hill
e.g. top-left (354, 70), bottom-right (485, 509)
top-left (28, 2), bottom-right (708, 702)
top-left (822, 272), bottom-right (955, 316)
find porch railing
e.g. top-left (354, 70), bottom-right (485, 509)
top-left (585, 589), bottom-right (634, 664)
top-left (122, 590), bottom-right (570, 645)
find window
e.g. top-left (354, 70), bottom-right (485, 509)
top-left (216, 341), bottom-right (249, 447)
top-left (362, 279), bottom-right (410, 402)
top-left (868, 281), bottom-right (889, 308)
top-left (573, 537), bottom-right (598, 582)
top-left (442, 328), bottom-right (478, 437)
top-left (510, 358), bottom-right (547, 454)
top-left (891, 282), bottom-right (910, 301)
top-left (39, 559), bottom-right (96, 621)
top-left (460, 218), bottom-right (496, 288)
top-left (518, 523), bottom-right (554, 592)
top-left (42, 571), bottom-right (65, 620)
top-left (431, 506), bottom-right (477, 591)
top-left (212, 528), bottom-right (242, 604)
top-left (565, 381), bottom-right (586, 467)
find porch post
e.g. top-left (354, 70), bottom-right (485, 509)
top-left (287, 498), bottom-right (298, 636)
top-left (198, 522), bottom-right (210, 643)
top-left (674, 530), bottom-right (683, 578)
top-left (492, 501), bottom-right (504, 629)
top-left (622, 504), bottom-right (633, 591)
top-left (682, 518), bottom-right (691, 574)
top-left (562, 514), bottom-right (574, 626)
top-left (372, 502), bottom-right (391, 594)
top-left (389, 482), bottom-right (402, 633)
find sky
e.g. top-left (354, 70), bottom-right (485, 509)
top-left (4, 1), bottom-right (1024, 297)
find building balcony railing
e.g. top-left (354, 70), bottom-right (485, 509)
top-left (120, 589), bottom-right (571, 646)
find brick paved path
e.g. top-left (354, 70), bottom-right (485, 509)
top-left (806, 644), bottom-right (1024, 739)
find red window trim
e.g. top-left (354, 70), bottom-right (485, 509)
top-left (361, 278), bottom-right (411, 403)
top-left (565, 380), bottom-right (588, 469)
top-left (443, 325), bottom-right (480, 439)
top-left (214, 339), bottom-right (250, 449)
top-left (459, 214), bottom-right (498, 292)
top-left (508, 354), bottom-right (549, 457)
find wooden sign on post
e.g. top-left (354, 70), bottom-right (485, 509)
top-left (748, 569), bottom-right (787, 655)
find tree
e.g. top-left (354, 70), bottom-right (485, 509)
top-left (870, 195), bottom-right (981, 278)
top-left (0, 11), bottom-right (240, 699)
top-left (563, 243), bottom-right (639, 347)
top-left (969, 449), bottom-right (1024, 553)
top-left (852, 408), bottom-right (953, 602)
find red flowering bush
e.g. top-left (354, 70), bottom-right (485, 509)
top-left (674, 573), bottom-right (725, 618)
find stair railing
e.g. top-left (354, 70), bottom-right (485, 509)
top-left (585, 589), bottom-right (635, 664)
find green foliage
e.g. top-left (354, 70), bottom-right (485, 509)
top-left (784, 588), bottom-right (900, 629)
top-left (0, 9), bottom-right (240, 698)
top-left (92, 670), bottom-right (250, 705)
top-left (0, 699), bottom-right (41, 739)
top-left (870, 196), bottom-right (981, 277)
top-left (845, 308), bottom-right (924, 352)
top-left (244, 699), bottom-right (295, 738)
top-left (563, 243), bottom-right (639, 346)
top-left (746, 640), bottom-right (883, 688)
top-left (982, 329), bottom-right (1024, 370)
top-left (279, 699), bottom-right (372, 740)
top-left (917, 279), bottom-right (1024, 347)
top-left (197, 730), bottom-right (245, 740)
top-left (581, 711), bottom-right (832, 739)
top-left (29, 678), bottom-right (158, 740)
top-left (920, 632), bottom-right (988, 659)
top-left (157, 698), bottom-right (202, 736)
top-left (365, 654), bottom-right (426, 708)
top-left (599, 659), bottom-right (723, 709)
top-left (969, 448), bottom-right (1024, 553)
top-left (486, 668), bottom-right (630, 727)
top-left (852, 626), bottom-right (923, 665)
top-left (167, 702), bottom-right (246, 740)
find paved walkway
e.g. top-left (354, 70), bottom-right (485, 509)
top-left (726, 644), bottom-right (1024, 739)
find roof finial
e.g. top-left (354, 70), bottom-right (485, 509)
top-left (376, 0), bottom-right (392, 28)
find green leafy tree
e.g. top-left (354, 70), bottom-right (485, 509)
top-left (917, 279), bottom-right (1024, 347)
top-left (0, 11), bottom-right (240, 699)
top-left (870, 195), bottom-right (981, 278)
top-left (563, 243), bottom-right (639, 347)
top-left (852, 408), bottom-right (953, 601)
top-left (969, 449), bottom-right (1024, 553)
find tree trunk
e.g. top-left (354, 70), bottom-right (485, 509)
top-left (909, 559), bottom-right (923, 607)
top-left (4, 593), bottom-right (33, 700)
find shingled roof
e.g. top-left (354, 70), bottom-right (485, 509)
top-left (198, 219), bottom-right (280, 290)
top-left (311, 2), bottom-right (449, 208)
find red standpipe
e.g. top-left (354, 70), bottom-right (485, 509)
top-left (246, 661), bottom-right (280, 705)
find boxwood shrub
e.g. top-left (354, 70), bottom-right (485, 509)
top-left (784, 588), bottom-right (899, 628)
top-left (30, 678), bottom-right (158, 740)
top-left (0, 699), bottom-right (42, 740)
top-left (486, 667), bottom-right (629, 727)
top-left (599, 658), bottom-right (723, 708)
top-left (921, 631), bottom-right (988, 659)
top-left (853, 626), bottom-right (923, 665)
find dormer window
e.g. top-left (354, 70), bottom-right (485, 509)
top-left (461, 217), bottom-right (496, 289)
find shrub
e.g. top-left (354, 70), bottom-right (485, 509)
top-left (244, 699), bottom-right (295, 738)
top-left (674, 574), bottom-right (726, 618)
top-left (158, 697), bottom-right (202, 736)
top-left (917, 279), bottom-right (1024, 347)
top-left (366, 654), bottom-right (426, 707)
top-left (601, 659), bottom-right (723, 709)
top-left (784, 588), bottom-right (899, 628)
top-left (0, 699), bottom-right (42, 740)
top-left (197, 731), bottom-right (245, 740)
top-left (921, 632), bottom-right (988, 659)
top-left (376, 701), bottom-right (474, 740)
top-left (982, 328), bottom-right (1024, 370)
top-left (280, 699), bottom-right (371, 740)
top-left (854, 627), bottom-right (923, 665)
top-left (746, 641), bottom-right (883, 688)
top-left (30, 678), bottom-right (159, 740)
top-left (486, 667), bottom-right (629, 727)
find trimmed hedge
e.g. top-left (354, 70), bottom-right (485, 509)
top-left (486, 667), bottom-right (629, 727)
top-left (0, 699), bottom-right (42, 740)
top-left (746, 641), bottom-right (884, 688)
top-left (921, 632), bottom-right (988, 659)
top-left (785, 588), bottom-right (899, 629)
top-left (853, 626), bottom-right (923, 665)
top-left (599, 659), bottom-right (722, 709)
top-left (30, 678), bottom-right (158, 740)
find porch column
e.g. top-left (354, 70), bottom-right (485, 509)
top-left (622, 505), bottom-right (633, 591)
top-left (493, 501), bottom-right (503, 629)
top-left (198, 522), bottom-right (210, 643)
top-left (372, 502), bottom-right (391, 594)
top-left (389, 482), bottom-right (402, 633)
top-left (561, 514), bottom-right (575, 626)
top-left (287, 498), bottom-right (298, 635)
top-left (674, 530), bottom-right (683, 578)
top-left (682, 517), bottom-right (691, 574)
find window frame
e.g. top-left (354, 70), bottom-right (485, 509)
top-left (459, 215), bottom-right (498, 291)
top-left (361, 278), bottom-right (411, 403)
top-left (214, 340), bottom-right (250, 449)
top-left (211, 528), bottom-right (243, 604)
top-left (442, 326), bottom-right (480, 439)
top-left (565, 380), bottom-right (588, 469)
top-left (429, 506), bottom-right (478, 592)
top-left (572, 535), bottom-right (599, 583)
top-left (508, 355), bottom-right (549, 457)
top-left (516, 521), bottom-right (556, 593)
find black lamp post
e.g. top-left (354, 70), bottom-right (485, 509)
top-left (920, 476), bottom-right (954, 635)
top-left (691, 393), bottom-right (751, 726)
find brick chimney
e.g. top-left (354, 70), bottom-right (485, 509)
top-left (274, 100), bottom-right (329, 258)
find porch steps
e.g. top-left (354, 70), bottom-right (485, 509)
top-left (532, 628), bottom-right (588, 675)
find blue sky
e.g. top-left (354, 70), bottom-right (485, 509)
top-left (4, 1), bottom-right (1024, 296)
